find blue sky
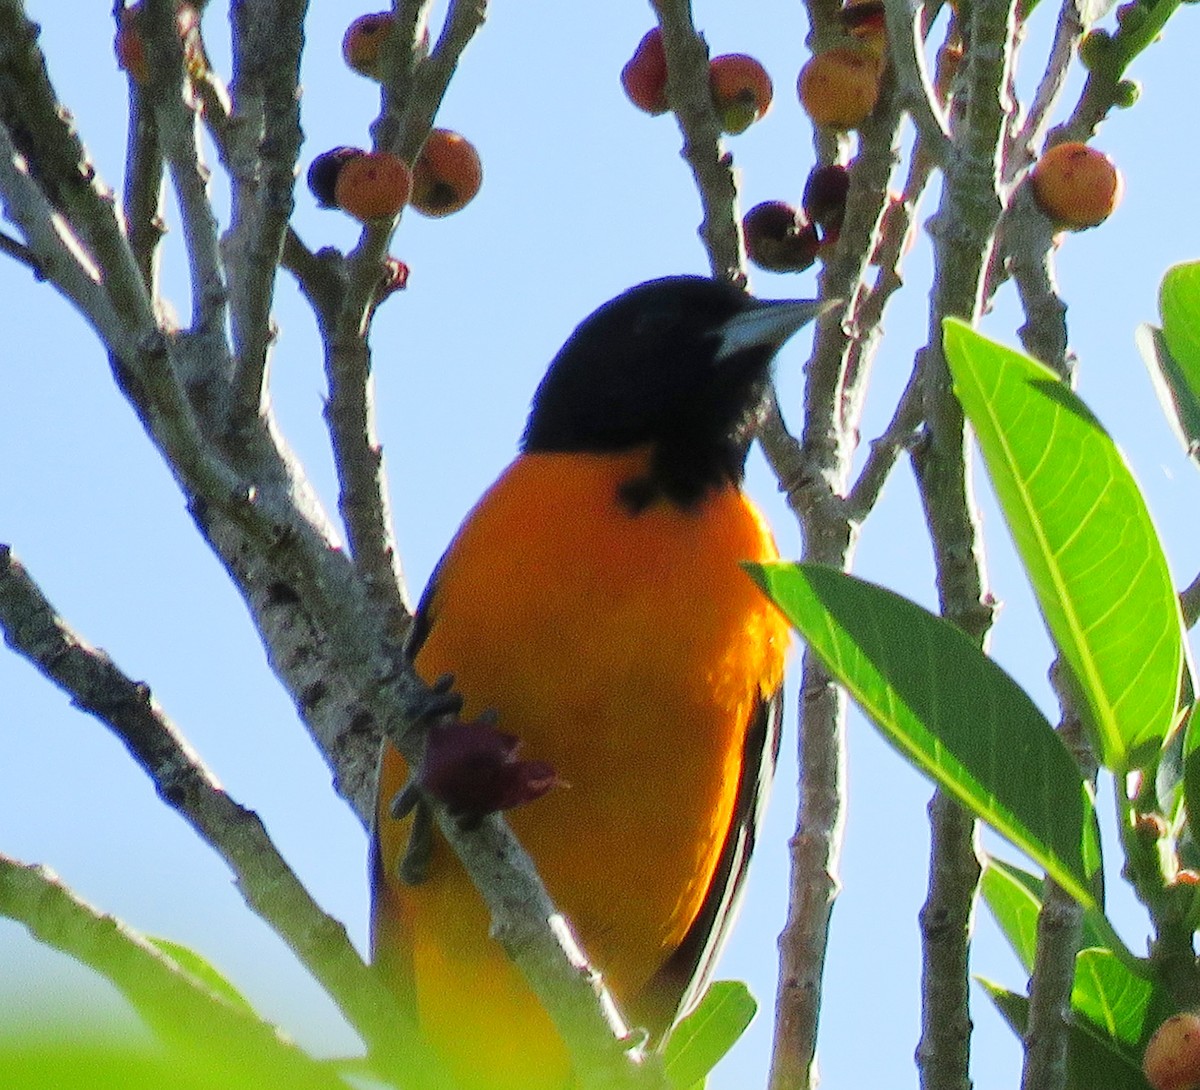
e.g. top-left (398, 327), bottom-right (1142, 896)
top-left (1, 2), bottom-right (1199, 1087)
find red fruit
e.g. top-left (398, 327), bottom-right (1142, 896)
top-left (743, 201), bottom-right (819, 273)
top-left (802, 163), bottom-right (852, 232)
top-left (333, 151), bottom-right (413, 222)
top-left (307, 146), bottom-right (365, 209)
top-left (410, 129), bottom-right (482, 217)
top-left (709, 53), bottom-right (773, 134)
top-left (1030, 141), bottom-right (1123, 230)
top-left (798, 46), bottom-right (883, 129)
top-left (1144, 1014), bottom-right (1200, 1090)
top-left (379, 256), bottom-right (410, 300)
top-left (343, 11), bottom-right (395, 80)
top-left (622, 28), bottom-right (669, 115)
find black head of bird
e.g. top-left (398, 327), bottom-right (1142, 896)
top-left (521, 275), bottom-right (827, 510)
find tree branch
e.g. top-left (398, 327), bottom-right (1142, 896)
top-left (225, 0), bottom-right (308, 428)
top-left (910, 0), bottom-right (1015, 1084)
top-left (651, 0), bottom-right (743, 283)
top-left (0, 544), bottom-right (449, 1085)
top-left (762, 63), bottom-right (911, 1090)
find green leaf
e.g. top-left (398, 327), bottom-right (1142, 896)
top-left (1142, 262), bottom-right (1200, 462)
top-left (980, 858), bottom-right (1044, 972)
top-left (1136, 325), bottom-right (1200, 461)
top-left (980, 857), bottom-right (1117, 973)
top-left (663, 981), bottom-right (757, 1090)
top-left (1072, 949), bottom-right (1161, 1054)
top-left (1161, 264), bottom-right (1200, 387)
top-left (749, 562), bottom-right (1101, 908)
top-left (944, 319), bottom-right (1183, 772)
top-left (146, 938), bottom-right (255, 1016)
top-left (980, 981), bottom-right (1151, 1090)
top-left (1180, 704), bottom-right (1200, 856)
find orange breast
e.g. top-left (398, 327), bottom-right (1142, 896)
top-left (372, 450), bottom-right (788, 1090)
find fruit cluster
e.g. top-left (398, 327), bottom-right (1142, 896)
top-left (797, 0), bottom-right (888, 130)
top-left (743, 163), bottom-right (851, 274)
top-left (304, 12), bottom-right (483, 230)
top-left (621, 28), bottom-right (774, 135)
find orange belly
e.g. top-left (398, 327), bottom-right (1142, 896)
top-left (372, 450), bottom-right (787, 1090)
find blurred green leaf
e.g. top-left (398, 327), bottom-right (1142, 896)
top-left (748, 562), bottom-right (1102, 908)
top-left (980, 981), bottom-right (1151, 1090)
top-left (0, 1033), bottom-right (351, 1090)
top-left (944, 319), bottom-right (1183, 772)
top-left (663, 980), bottom-right (757, 1090)
top-left (146, 938), bottom-right (255, 1015)
top-left (1137, 325), bottom-right (1200, 462)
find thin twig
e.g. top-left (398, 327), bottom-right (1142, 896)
top-left (1181, 572), bottom-right (1200, 630)
top-left (143, 0), bottom-right (227, 353)
top-left (845, 370), bottom-right (922, 522)
top-left (226, 0), bottom-right (308, 427)
top-left (1002, 183), bottom-right (1073, 378)
top-left (1007, 0), bottom-right (1085, 182)
top-left (884, 0), bottom-right (952, 163)
top-left (764, 64), bottom-right (909, 1090)
top-left (0, 224), bottom-right (41, 274)
top-left (1019, 691), bottom-right (1092, 1090)
top-left (652, 0), bottom-right (743, 283)
top-left (1050, 0), bottom-right (1182, 146)
top-left (0, 0), bottom-right (157, 352)
top-left (911, 0), bottom-right (1015, 1083)
top-left (121, 66), bottom-right (166, 294)
top-left (0, 127), bottom-right (114, 329)
top-left (324, 335), bottom-right (413, 636)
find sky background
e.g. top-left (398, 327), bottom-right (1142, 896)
top-left (1, 2), bottom-right (1199, 1087)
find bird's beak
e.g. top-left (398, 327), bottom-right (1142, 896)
top-left (715, 297), bottom-right (838, 362)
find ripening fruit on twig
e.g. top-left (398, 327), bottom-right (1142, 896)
top-left (307, 147), bottom-right (365, 209)
top-left (343, 12), bottom-right (395, 80)
top-left (622, 28), bottom-right (670, 115)
top-left (334, 151), bottom-right (414, 222)
top-left (797, 46), bottom-right (883, 129)
top-left (708, 54), bottom-right (773, 134)
top-left (841, 0), bottom-right (887, 59)
top-left (411, 129), bottom-right (482, 217)
top-left (802, 163), bottom-right (851, 233)
top-left (1144, 1013), bottom-right (1200, 1090)
top-left (1030, 141), bottom-right (1123, 230)
top-left (743, 201), bottom-right (820, 273)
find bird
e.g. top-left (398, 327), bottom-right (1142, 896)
top-left (371, 275), bottom-right (825, 1090)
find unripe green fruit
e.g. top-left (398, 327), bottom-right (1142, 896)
top-left (1114, 78), bottom-right (1141, 108)
top-left (1078, 29), bottom-right (1113, 71)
